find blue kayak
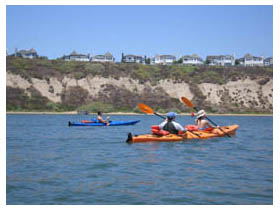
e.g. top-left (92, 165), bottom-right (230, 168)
top-left (68, 120), bottom-right (140, 126)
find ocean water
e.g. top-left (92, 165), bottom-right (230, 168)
top-left (6, 114), bottom-right (273, 204)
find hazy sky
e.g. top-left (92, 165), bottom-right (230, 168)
top-left (6, 5), bottom-right (273, 61)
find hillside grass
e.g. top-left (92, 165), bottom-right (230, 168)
top-left (7, 56), bottom-right (272, 85)
top-left (6, 57), bottom-right (273, 113)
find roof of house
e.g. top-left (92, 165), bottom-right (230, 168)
top-left (181, 54), bottom-right (203, 61)
top-left (264, 57), bottom-right (273, 61)
top-left (159, 55), bottom-right (176, 59)
top-left (206, 55), bottom-right (234, 60)
top-left (93, 52), bottom-right (113, 59)
top-left (124, 54), bottom-right (144, 59)
top-left (104, 52), bottom-right (113, 57)
top-left (29, 48), bottom-right (36, 53)
top-left (244, 54), bottom-right (263, 59)
top-left (67, 51), bottom-right (89, 57)
top-left (18, 48), bottom-right (37, 55)
top-left (93, 55), bottom-right (105, 58)
top-left (70, 51), bottom-right (78, 56)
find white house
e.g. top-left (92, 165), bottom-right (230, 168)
top-left (91, 52), bottom-right (115, 62)
top-left (206, 55), bottom-right (235, 66)
top-left (151, 55), bottom-right (176, 65)
top-left (181, 54), bottom-right (204, 65)
top-left (12, 48), bottom-right (38, 59)
top-left (238, 54), bottom-right (264, 66)
top-left (62, 51), bottom-right (90, 62)
top-left (121, 53), bottom-right (145, 64)
top-left (264, 57), bottom-right (273, 67)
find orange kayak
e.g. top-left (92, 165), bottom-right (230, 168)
top-left (126, 125), bottom-right (239, 143)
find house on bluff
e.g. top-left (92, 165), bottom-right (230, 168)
top-left (62, 51), bottom-right (90, 62)
top-left (237, 54), bottom-right (264, 66)
top-left (206, 55), bottom-right (235, 66)
top-left (91, 52), bottom-right (115, 62)
top-left (151, 54), bottom-right (176, 65)
top-left (181, 54), bottom-right (204, 65)
top-left (121, 53), bottom-right (146, 64)
top-left (11, 48), bottom-right (39, 59)
top-left (264, 57), bottom-right (273, 67)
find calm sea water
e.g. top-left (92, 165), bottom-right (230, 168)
top-left (6, 114), bottom-right (272, 204)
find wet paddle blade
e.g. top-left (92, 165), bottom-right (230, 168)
top-left (138, 103), bottom-right (154, 114)
top-left (181, 97), bottom-right (194, 108)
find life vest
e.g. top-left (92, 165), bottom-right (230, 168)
top-left (185, 125), bottom-right (199, 131)
top-left (151, 125), bottom-right (170, 136)
top-left (204, 127), bottom-right (214, 132)
top-left (163, 121), bottom-right (178, 134)
top-left (186, 124), bottom-right (214, 132)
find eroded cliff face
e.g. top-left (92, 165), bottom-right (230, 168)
top-left (6, 72), bottom-right (273, 113)
top-left (198, 78), bottom-right (272, 112)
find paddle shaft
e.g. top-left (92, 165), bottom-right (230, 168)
top-left (155, 112), bottom-right (165, 119)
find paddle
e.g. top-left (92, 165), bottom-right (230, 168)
top-left (138, 103), bottom-right (200, 138)
top-left (105, 116), bottom-right (110, 126)
top-left (138, 103), bottom-right (165, 119)
top-left (181, 97), bottom-right (231, 137)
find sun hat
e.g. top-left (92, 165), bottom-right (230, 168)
top-left (167, 112), bottom-right (177, 119)
top-left (196, 110), bottom-right (206, 118)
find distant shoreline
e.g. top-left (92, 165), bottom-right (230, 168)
top-left (6, 111), bottom-right (273, 116)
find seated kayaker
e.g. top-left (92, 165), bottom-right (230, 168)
top-left (159, 112), bottom-right (185, 135)
top-left (195, 110), bottom-right (217, 130)
top-left (97, 111), bottom-right (110, 124)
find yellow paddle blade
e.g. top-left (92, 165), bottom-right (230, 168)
top-left (181, 97), bottom-right (194, 108)
top-left (138, 103), bottom-right (154, 114)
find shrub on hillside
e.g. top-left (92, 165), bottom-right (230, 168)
top-left (61, 86), bottom-right (90, 108)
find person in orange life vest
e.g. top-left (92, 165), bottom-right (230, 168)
top-left (97, 111), bottom-right (110, 124)
top-left (159, 112), bottom-right (185, 134)
top-left (195, 110), bottom-right (218, 130)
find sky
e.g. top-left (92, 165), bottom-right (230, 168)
top-left (6, 5), bottom-right (273, 61)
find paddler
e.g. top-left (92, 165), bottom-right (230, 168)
top-left (159, 112), bottom-right (186, 134)
top-left (97, 111), bottom-right (110, 125)
top-left (195, 110), bottom-right (217, 130)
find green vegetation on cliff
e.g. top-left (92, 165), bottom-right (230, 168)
top-left (7, 57), bottom-right (272, 84)
top-left (6, 57), bottom-right (273, 114)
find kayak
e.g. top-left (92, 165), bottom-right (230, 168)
top-left (68, 120), bottom-right (140, 126)
top-left (126, 125), bottom-right (239, 143)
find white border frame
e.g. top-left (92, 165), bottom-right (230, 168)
top-left (1, 1), bottom-right (278, 209)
